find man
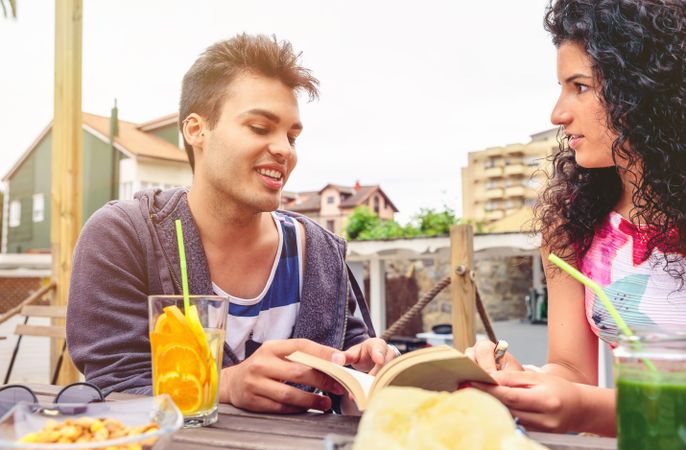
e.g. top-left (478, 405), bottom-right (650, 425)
top-left (67, 34), bottom-right (396, 413)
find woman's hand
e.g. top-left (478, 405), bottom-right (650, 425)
top-left (472, 370), bottom-right (585, 433)
top-left (465, 339), bottom-right (524, 372)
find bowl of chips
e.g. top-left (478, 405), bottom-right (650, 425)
top-left (0, 395), bottom-right (182, 449)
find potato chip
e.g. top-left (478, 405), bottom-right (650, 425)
top-left (17, 416), bottom-right (160, 449)
top-left (353, 387), bottom-right (549, 450)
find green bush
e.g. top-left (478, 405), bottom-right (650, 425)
top-left (346, 206), bottom-right (381, 240)
top-left (346, 205), bottom-right (474, 241)
top-left (414, 207), bottom-right (458, 236)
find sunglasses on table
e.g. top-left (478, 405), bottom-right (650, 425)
top-left (0, 382), bottom-right (105, 418)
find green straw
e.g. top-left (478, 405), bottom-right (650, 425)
top-left (548, 253), bottom-right (657, 372)
top-left (175, 219), bottom-right (191, 315)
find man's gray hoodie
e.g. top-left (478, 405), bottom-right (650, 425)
top-left (66, 188), bottom-right (373, 395)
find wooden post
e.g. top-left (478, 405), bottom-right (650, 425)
top-left (51, 0), bottom-right (83, 384)
top-left (450, 224), bottom-right (476, 351)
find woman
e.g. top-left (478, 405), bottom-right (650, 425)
top-left (468, 0), bottom-right (686, 435)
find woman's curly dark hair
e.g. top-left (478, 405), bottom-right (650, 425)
top-left (537, 0), bottom-right (686, 277)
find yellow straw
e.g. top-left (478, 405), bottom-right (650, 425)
top-left (548, 253), bottom-right (656, 372)
top-left (175, 219), bottom-right (191, 315)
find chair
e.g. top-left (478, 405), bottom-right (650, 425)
top-left (4, 304), bottom-right (67, 385)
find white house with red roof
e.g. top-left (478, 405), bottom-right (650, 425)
top-left (282, 182), bottom-right (398, 235)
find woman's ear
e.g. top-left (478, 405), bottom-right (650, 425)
top-left (182, 113), bottom-right (206, 150)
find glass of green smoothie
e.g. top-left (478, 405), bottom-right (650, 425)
top-left (614, 331), bottom-right (686, 450)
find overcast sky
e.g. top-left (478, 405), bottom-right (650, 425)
top-left (0, 0), bottom-right (558, 222)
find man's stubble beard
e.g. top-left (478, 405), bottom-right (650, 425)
top-left (216, 181), bottom-right (281, 217)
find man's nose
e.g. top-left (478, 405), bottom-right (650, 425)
top-left (268, 136), bottom-right (294, 161)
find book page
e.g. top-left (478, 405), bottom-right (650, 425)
top-left (384, 357), bottom-right (493, 390)
top-left (371, 346), bottom-right (495, 395)
top-left (286, 351), bottom-right (375, 407)
top-left (341, 365), bottom-right (374, 398)
top-left (373, 345), bottom-right (450, 382)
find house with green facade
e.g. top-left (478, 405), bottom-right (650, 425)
top-left (1, 112), bottom-right (191, 254)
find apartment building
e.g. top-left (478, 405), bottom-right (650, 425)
top-left (461, 128), bottom-right (558, 224)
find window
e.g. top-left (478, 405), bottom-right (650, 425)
top-left (504, 179), bottom-right (513, 188)
top-left (505, 200), bottom-right (514, 209)
top-left (32, 193), bottom-right (44, 222)
top-left (485, 159), bottom-right (497, 169)
top-left (485, 201), bottom-right (499, 211)
top-left (9, 200), bottom-right (21, 227)
top-left (526, 156), bottom-right (541, 166)
top-left (373, 196), bottom-right (380, 214)
top-left (326, 220), bottom-right (335, 232)
top-left (525, 198), bottom-right (537, 207)
top-left (326, 196), bottom-right (335, 204)
top-left (485, 180), bottom-right (498, 190)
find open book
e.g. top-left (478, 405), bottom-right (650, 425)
top-left (286, 345), bottom-right (496, 411)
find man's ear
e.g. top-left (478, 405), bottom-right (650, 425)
top-left (182, 113), bottom-right (206, 150)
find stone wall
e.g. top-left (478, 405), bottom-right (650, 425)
top-left (382, 255), bottom-right (533, 333)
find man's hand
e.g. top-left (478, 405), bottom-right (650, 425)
top-left (471, 370), bottom-right (584, 433)
top-left (342, 338), bottom-right (398, 375)
top-left (219, 339), bottom-right (347, 413)
top-left (465, 339), bottom-right (524, 372)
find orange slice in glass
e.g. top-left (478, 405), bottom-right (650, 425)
top-left (186, 305), bottom-right (210, 360)
top-left (157, 343), bottom-right (207, 385)
top-left (153, 313), bottom-right (173, 333)
top-left (156, 372), bottom-right (203, 414)
top-left (163, 306), bottom-right (193, 335)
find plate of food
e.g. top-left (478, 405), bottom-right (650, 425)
top-left (0, 395), bottom-right (182, 449)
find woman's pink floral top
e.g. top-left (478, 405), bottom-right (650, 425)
top-left (579, 211), bottom-right (686, 345)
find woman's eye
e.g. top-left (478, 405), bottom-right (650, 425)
top-left (574, 82), bottom-right (589, 94)
top-left (288, 135), bottom-right (297, 146)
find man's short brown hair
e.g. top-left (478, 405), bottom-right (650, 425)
top-left (179, 33), bottom-right (319, 170)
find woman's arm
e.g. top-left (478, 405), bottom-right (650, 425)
top-left (540, 245), bottom-right (599, 385)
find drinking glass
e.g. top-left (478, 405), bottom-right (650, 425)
top-left (148, 295), bottom-right (228, 427)
top-left (613, 330), bottom-right (686, 450)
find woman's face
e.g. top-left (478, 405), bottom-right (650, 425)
top-left (550, 42), bottom-right (617, 168)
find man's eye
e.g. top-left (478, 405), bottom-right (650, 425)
top-left (250, 125), bottom-right (268, 135)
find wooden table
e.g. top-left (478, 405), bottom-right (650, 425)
top-left (27, 384), bottom-right (617, 450)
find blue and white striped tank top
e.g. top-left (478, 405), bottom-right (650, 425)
top-left (213, 212), bottom-right (303, 360)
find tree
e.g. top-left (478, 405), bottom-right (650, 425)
top-left (346, 205), bottom-right (486, 241)
top-left (414, 207), bottom-right (458, 236)
top-left (346, 206), bottom-right (414, 241)
top-left (346, 206), bottom-right (381, 240)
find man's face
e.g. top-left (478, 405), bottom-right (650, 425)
top-left (195, 72), bottom-right (301, 213)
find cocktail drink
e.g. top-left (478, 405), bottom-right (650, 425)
top-left (614, 331), bottom-right (686, 450)
top-left (149, 295), bottom-right (228, 427)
